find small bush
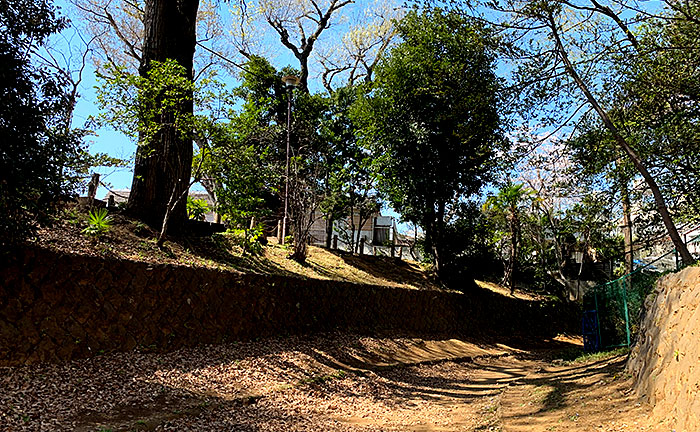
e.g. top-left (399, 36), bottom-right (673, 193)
top-left (187, 197), bottom-right (211, 221)
top-left (230, 224), bottom-right (265, 255)
top-left (82, 208), bottom-right (112, 238)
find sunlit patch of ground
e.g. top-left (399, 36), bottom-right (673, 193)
top-left (0, 333), bottom-right (653, 432)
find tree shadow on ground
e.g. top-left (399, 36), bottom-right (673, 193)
top-left (338, 253), bottom-right (440, 289)
top-left (179, 236), bottom-right (300, 277)
top-left (7, 332), bottom-right (589, 431)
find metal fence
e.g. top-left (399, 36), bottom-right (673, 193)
top-left (582, 235), bottom-right (700, 352)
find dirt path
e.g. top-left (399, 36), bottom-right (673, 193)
top-left (0, 333), bottom-right (658, 431)
top-left (500, 356), bottom-right (653, 432)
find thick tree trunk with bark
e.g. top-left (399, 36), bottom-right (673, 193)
top-left (127, 0), bottom-right (199, 231)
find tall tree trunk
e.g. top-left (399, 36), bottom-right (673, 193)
top-left (128, 0), bottom-right (199, 231)
top-left (325, 216), bottom-right (334, 248)
top-left (621, 184), bottom-right (634, 276)
top-left (548, 13), bottom-right (694, 265)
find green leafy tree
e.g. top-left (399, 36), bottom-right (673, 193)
top-left (198, 56), bottom-right (328, 261)
top-left (0, 0), bottom-right (87, 247)
top-left (430, 0), bottom-right (695, 264)
top-left (95, 59), bottom-right (225, 245)
top-left (611, 6), bottom-right (700, 225)
top-left (484, 183), bottom-right (536, 294)
top-left (320, 85), bottom-right (379, 252)
top-left (438, 201), bottom-right (500, 289)
top-left (126, 0), bottom-right (200, 231)
top-left (209, 122), bottom-right (279, 245)
top-left (287, 91), bottom-right (333, 261)
top-left (357, 9), bottom-right (506, 275)
top-left (563, 2), bottom-right (700, 268)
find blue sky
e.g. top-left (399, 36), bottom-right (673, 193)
top-left (55, 0), bottom-right (395, 198)
top-left (50, 0), bottom-right (667, 231)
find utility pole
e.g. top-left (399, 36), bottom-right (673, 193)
top-left (280, 75), bottom-right (300, 245)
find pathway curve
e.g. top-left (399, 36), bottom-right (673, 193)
top-left (0, 333), bottom-right (657, 431)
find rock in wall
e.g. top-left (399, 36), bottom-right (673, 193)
top-left (0, 247), bottom-right (578, 366)
top-left (627, 266), bottom-right (700, 432)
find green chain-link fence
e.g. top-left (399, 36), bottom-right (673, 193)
top-left (582, 234), bottom-right (700, 352)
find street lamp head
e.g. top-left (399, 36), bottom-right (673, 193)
top-left (281, 75), bottom-right (300, 88)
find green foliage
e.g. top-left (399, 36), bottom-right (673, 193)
top-left (230, 224), bottom-right (265, 256)
top-left (435, 201), bottom-right (501, 288)
top-left (319, 85), bottom-right (379, 251)
top-left (484, 183), bottom-right (537, 291)
top-left (186, 197), bottom-right (211, 221)
top-left (95, 56), bottom-right (230, 231)
top-left (0, 0), bottom-right (88, 247)
top-left (211, 127), bottom-right (278, 226)
top-left (606, 6), bottom-right (700, 225)
top-left (356, 9), bottom-right (506, 272)
top-left (199, 57), bottom-right (283, 235)
top-left (560, 194), bottom-right (621, 263)
top-left (94, 59), bottom-right (207, 145)
top-left (207, 55), bottom-right (356, 262)
top-left (82, 208), bottom-right (113, 238)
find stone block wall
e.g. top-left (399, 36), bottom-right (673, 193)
top-left (0, 247), bottom-right (577, 365)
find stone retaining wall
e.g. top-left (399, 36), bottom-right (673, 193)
top-left (0, 247), bottom-right (577, 365)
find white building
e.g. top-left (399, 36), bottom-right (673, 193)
top-left (308, 210), bottom-right (397, 254)
top-left (103, 189), bottom-right (220, 223)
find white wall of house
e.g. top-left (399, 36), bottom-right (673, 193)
top-left (308, 210), bottom-right (396, 252)
top-left (102, 189), bottom-right (220, 223)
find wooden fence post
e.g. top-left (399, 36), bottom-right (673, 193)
top-left (87, 173), bottom-right (100, 207)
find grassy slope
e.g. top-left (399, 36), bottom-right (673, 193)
top-left (37, 206), bottom-right (561, 300)
top-left (34, 207), bottom-right (443, 291)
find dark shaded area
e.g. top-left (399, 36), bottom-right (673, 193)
top-left (583, 270), bottom-right (658, 350)
top-left (339, 253), bottom-right (439, 290)
top-left (0, 247), bottom-right (579, 366)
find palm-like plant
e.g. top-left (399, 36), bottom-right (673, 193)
top-left (484, 183), bottom-right (536, 295)
top-left (82, 208), bottom-right (113, 238)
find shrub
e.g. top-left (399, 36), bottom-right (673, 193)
top-left (187, 196), bottom-right (211, 221)
top-left (82, 208), bottom-right (112, 238)
top-left (230, 224), bottom-right (265, 255)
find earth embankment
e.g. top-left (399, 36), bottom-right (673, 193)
top-left (627, 266), bottom-right (700, 432)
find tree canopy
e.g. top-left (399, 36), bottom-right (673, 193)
top-left (4, 0), bottom-right (698, 292)
top-left (357, 8), bottom-right (507, 273)
top-left (0, 0), bottom-right (87, 246)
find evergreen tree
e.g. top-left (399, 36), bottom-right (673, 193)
top-left (0, 0), bottom-right (85, 246)
top-left (357, 9), bottom-right (507, 274)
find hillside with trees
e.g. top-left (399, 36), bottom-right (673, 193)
top-left (1, 0), bottom-right (699, 429)
top-left (3, 0), bottom-right (698, 297)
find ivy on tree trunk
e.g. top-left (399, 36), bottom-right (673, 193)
top-left (128, 0), bottom-right (199, 232)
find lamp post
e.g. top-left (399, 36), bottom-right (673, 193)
top-left (281, 75), bottom-right (300, 245)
